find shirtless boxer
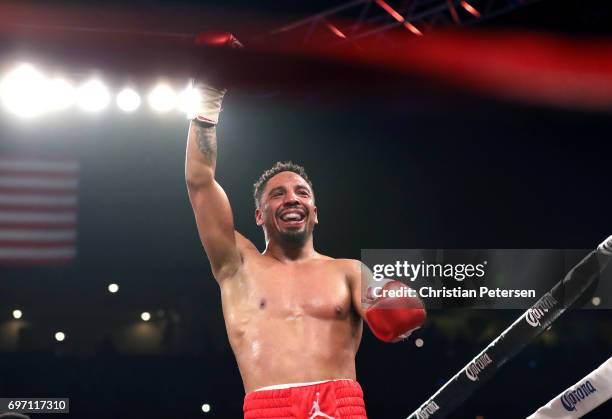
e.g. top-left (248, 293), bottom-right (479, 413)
top-left (185, 33), bottom-right (426, 419)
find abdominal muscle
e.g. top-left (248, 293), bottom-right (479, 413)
top-left (227, 310), bottom-right (361, 393)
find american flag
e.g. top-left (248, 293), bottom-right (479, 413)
top-left (0, 156), bottom-right (79, 265)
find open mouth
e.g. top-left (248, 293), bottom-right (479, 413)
top-left (278, 209), bottom-right (306, 226)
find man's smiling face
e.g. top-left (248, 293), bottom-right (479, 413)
top-left (255, 171), bottom-right (318, 246)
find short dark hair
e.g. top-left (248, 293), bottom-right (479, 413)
top-left (253, 161), bottom-right (314, 208)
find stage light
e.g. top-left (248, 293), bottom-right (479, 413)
top-left (591, 296), bottom-right (601, 306)
top-left (324, 20), bottom-right (347, 39)
top-left (117, 88), bottom-right (141, 112)
top-left (177, 84), bottom-right (200, 116)
top-left (415, 338), bottom-right (424, 348)
top-left (460, 1), bottom-right (481, 17)
top-left (108, 283), bottom-right (119, 293)
top-left (0, 63), bottom-right (48, 118)
top-left (375, 0), bottom-right (422, 36)
top-left (403, 22), bottom-right (423, 36)
top-left (375, 0), bottom-right (404, 22)
top-left (148, 84), bottom-right (176, 113)
top-left (46, 78), bottom-right (76, 111)
top-left (141, 311), bottom-right (151, 322)
top-left (12, 309), bottom-right (23, 319)
top-left (55, 331), bottom-right (66, 342)
top-left (77, 79), bottom-right (110, 112)
top-left (201, 403), bottom-right (211, 413)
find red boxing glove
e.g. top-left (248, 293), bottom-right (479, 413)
top-left (189, 32), bottom-right (243, 123)
top-left (364, 280), bottom-right (426, 343)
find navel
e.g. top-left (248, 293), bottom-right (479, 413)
top-left (259, 299), bottom-right (267, 309)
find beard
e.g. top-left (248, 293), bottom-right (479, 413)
top-left (279, 227), bottom-right (310, 247)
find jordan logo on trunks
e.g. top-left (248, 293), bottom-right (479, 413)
top-left (308, 392), bottom-right (334, 419)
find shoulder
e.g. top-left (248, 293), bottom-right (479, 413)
top-left (305, 255), bottom-right (357, 276)
top-left (328, 258), bottom-right (370, 279)
top-left (333, 258), bottom-right (368, 269)
top-left (312, 255), bottom-right (356, 268)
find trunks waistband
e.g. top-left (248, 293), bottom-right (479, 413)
top-left (254, 378), bottom-right (354, 392)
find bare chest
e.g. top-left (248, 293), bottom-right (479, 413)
top-left (229, 259), bottom-right (353, 321)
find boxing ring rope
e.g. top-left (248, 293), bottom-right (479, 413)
top-left (407, 236), bottom-right (612, 419)
top-left (527, 356), bottom-right (612, 419)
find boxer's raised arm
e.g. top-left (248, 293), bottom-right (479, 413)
top-left (185, 33), bottom-right (245, 282)
top-left (185, 108), bottom-right (241, 282)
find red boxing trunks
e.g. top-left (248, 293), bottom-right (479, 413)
top-left (243, 379), bottom-right (367, 419)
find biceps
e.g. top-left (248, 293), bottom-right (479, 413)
top-left (352, 282), bottom-right (366, 319)
top-left (351, 262), bottom-right (373, 319)
top-left (188, 181), bottom-right (241, 278)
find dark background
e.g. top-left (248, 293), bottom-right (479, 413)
top-left (1, 0), bottom-right (611, 418)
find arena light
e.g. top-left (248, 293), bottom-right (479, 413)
top-left (77, 79), bottom-right (110, 112)
top-left (117, 88), bottom-right (141, 112)
top-left (12, 309), bottom-right (23, 319)
top-left (148, 84), bottom-right (176, 113)
top-left (591, 296), bottom-right (601, 306)
top-left (201, 403), bottom-right (211, 413)
top-left (415, 338), bottom-right (424, 348)
top-left (54, 331), bottom-right (66, 342)
top-left (403, 22), bottom-right (423, 36)
top-left (324, 20), bottom-right (347, 39)
top-left (177, 84), bottom-right (200, 116)
top-left (375, 0), bottom-right (403, 21)
top-left (108, 283), bottom-right (119, 293)
top-left (0, 63), bottom-right (48, 118)
top-left (141, 311), bottom-right (151, 322)
top-left (448, 0), bottom-right (460, 23)
top-left (45, 78), bottom-right (76, 111)
top-left (375, 0), bottom-right (422, 36)
top-left (460, 1), bottom-right (481, 18)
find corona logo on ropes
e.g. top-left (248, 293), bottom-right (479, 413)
top-left (560, 381), bottom-right (597, 412)
top-left (524, 293), bottom-right (558, 327)
top-left (416, 400), bottom-right (440, 419)
top-left (465, 352), bottom-right (493, 382)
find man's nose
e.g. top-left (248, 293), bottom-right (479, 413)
top-left (283, 191), bottom-right (300, 205)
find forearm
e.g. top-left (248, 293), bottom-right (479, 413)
top-left (186, 119), bottom-right (218, 185)
top-left (184, 118), bottom-right (241, 280)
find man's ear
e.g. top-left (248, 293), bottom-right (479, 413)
top-left (313, 206), bottom-right (319, 224)
top-left (255, 207), bottom-right (264, 226)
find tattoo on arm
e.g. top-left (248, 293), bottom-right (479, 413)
top-left (194, 121), bottom-right (217, 165)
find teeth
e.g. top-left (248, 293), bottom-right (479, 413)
top-left (281, 213), bottom-right (303, 221)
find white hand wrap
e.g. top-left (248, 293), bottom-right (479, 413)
top-left (188, 81), bottom-right (227, 125)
